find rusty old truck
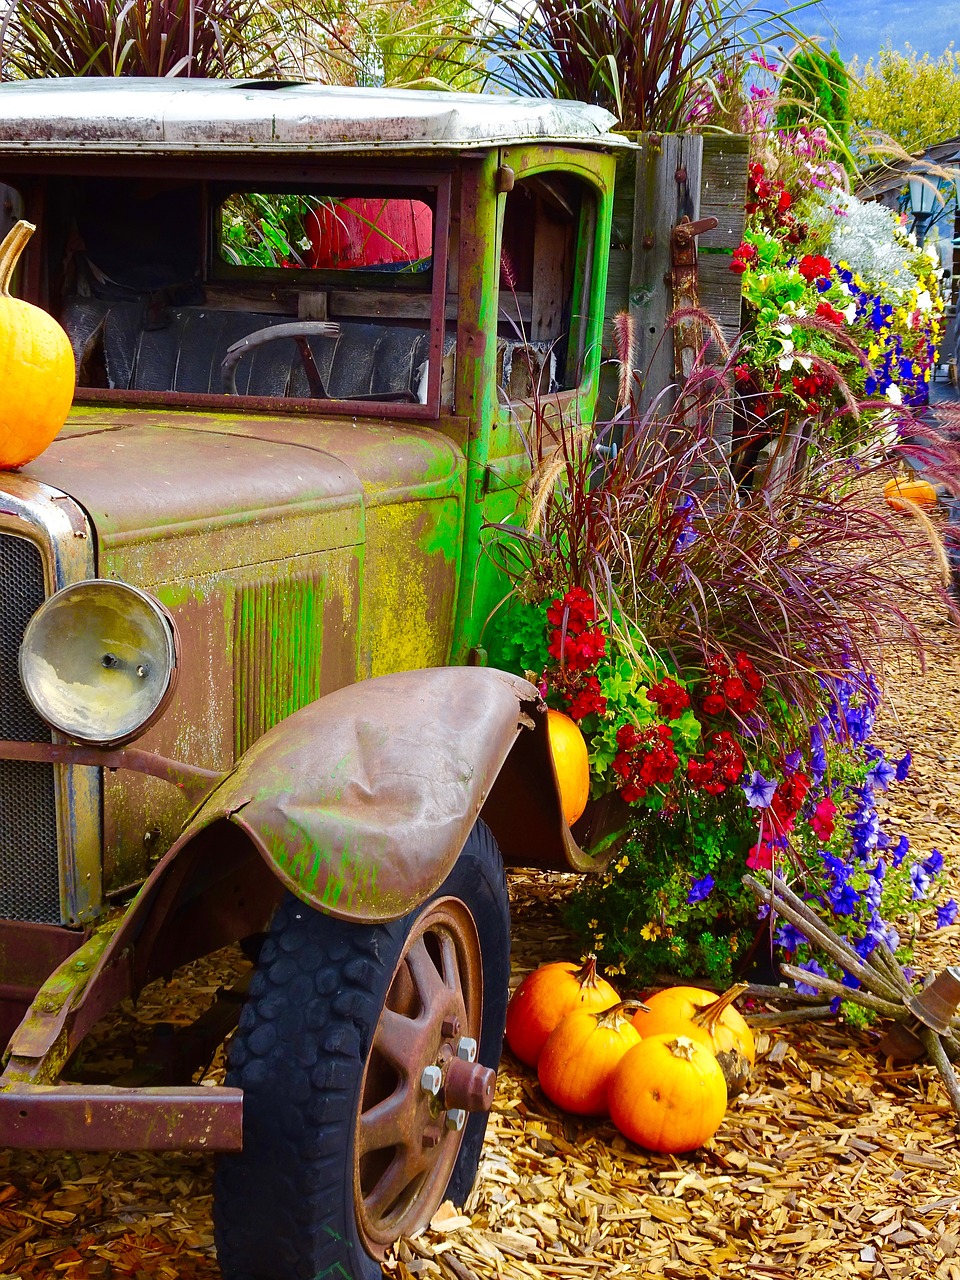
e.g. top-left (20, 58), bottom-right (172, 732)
top-left (0, 78), bottom-right (628, 1279)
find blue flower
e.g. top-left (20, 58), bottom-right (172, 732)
top-left (687, 874), bottom-right (715, 905)
top-left (909, 863), bottom-right (931, 901)
top-left (775, 921), bottom-right (807, 952)
top-left (937, 900), bottom-right (958, 928)
top-left (785, 749), bottom-right (803, 772)
top-left (865, 755), bottom-right (896, 791)
top-left (827, 882), bottom-right (860, 915)
top-left (923, 848), bottom-right (944, 876)
top-left (743, 771), bottom-right (777, 808)
top-left (794, 959), bottom-right (827, 997)
top-left (891, 836), bottom-right (910, 867)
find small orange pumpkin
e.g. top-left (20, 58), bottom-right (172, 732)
top-left (608, 1034), bottom-right (727, 1153)
top-left (505, 955), bottom-right (620, 1068)
top-left (633, 983), bottom-right (755, 1096)
top-left (538, 1002), bottom-right (641, 1116)
top-left (547, 708), bottom-right (590, 825)
top-left (0, 220), bottom-right (75, 469)
top-left (883, 475), bottom-right (937, 512)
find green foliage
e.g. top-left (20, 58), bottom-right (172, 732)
top-left (565, 793), bottom-right (758, 986)
top-left (220, 194), bottom-right (317, 269)
top-left (476, 0), bottom-right (817, 134)
top-left (275, 0), bottom-right (484, 89)
top-left (849, 43), bottom-right (960, 155)
top-left (776, 46), bottom-right (851, 166)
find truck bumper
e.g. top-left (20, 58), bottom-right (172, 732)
top-left (0, 1081), bottom-right (243, 1150)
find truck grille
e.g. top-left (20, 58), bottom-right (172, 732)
top-left (0, 534), bottom-right (60, 923)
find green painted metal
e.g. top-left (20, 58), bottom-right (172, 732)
top-left (449, 145), bottom-right (619, 660)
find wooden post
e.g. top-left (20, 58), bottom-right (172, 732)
top-left (597, 133), bottom-right (749, 455)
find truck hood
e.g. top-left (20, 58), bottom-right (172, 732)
top-left (21, 404), bottom-right (465, 573)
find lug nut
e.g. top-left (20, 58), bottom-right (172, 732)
top-left (446, 1108), bottom-right (466, 1132)
top-left (441, 1016), bottom-right (461, 1038)
top-left (456, 1036), bottom-right (478, 1063)
top-left (420, 1065), bottom-right (442, 1096)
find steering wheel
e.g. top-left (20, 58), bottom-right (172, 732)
top-left (221, 320), bottom-right (420, 402)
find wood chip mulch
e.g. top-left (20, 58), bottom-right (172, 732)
top-left (2, 500), bottom-right (960, 1279)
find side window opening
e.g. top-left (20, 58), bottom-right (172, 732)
top-left (497, 172), bottom-right (594, 400)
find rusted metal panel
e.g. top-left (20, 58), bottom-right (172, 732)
top-left (61, 404), bottom-right (467, 509)
top-left (0, 1083), bottom-right (242, 1151)
top-left (0, 81), bottom-right (621, 156)
top-left (21, 421), bottom-right (364, 575)
top-left (179, 667), bottom-right (545, 921)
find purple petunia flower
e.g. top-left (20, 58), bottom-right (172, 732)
top-left (687, 874), bottom-right (715, 905)
top-left (866, 756), bottom-right (896, 791)
top-left (794, 959), bottom-right (828, 997)
top-left (909, 863), bottom-right (931, 901)
top-left (785, 749), bottom-right (804, 773)
top-left (891, 836), bottom-right (910, 868)
top-left (924, 848), bottom-right (944, 876)
top-left (742, 771), bottom-right (777, 808)
top-left (894, 751), bottom-right (912, 782)
top-left (937, 899), bottom-right (959, 928)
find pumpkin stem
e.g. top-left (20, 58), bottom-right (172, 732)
top-left (693, 982), bottom-right (748, 1035)
top-left (573, 954), bottom-right (604, 990)
top-left (593, 1001), bottom-right (640, 1030)
top-left (666, 1036), bottom-right (699, 1061)
top-left (0, 220), bottom-right (35, 298)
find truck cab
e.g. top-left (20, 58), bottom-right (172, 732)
top-left (0, 79), bottom-right (625, 1280)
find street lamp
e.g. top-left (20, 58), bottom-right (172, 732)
top-left (907, 174), bottom-right (945, 240)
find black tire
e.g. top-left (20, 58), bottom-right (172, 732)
top-left (214, 820), bottom-right (509, 1280)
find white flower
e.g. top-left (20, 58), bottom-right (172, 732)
top-left (778, 355), bottom-right (795, 371)
top-left (822, 191), bottom-right (922, 291)
top-left (916, 289), bottom-right (933, 312)
top-left (886, 384), bottom-right (903, 405)
top-left (795, 355), bottom-right (813, 371)
top-left (776, 320), bottom-right (794, 336)
top-left (843, 302), bottom-right (857, 323)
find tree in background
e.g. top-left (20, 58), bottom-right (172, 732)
top-left (776, 45), bottom-right (851, 166)
top-left (849, 44), bottom-right (960, 157)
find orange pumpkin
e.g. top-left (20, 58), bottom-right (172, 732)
top-left (538, 1002), bottom-right (641, 1116)
top-left (608, 1034), bottom-right (727, 1153)
top-left (0, 220), bottom-right (75, 469)
top-left (547, 708), bottom-right (590, 825)
top-left (505, 955), bottom-right (620, 1068)
top-left (633, 983), bottom-right (755, 1096)
top-left (883, 475), bottom-right (937, 513)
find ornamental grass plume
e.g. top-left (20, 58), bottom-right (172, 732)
top-left (0, 0), bottom-right (282, 77)
top-left (483, 318), bottom-right (934, 728)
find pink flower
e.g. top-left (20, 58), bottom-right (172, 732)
top-left (810, 796), bottom-right (837, 842)
top-left (746, 842), bottom-right (774, 870)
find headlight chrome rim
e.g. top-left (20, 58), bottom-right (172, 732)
top-left (19, 579), bottom-right (180, 747)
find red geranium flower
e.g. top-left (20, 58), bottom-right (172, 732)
top-left (815, 300), bottom-right (845, 327)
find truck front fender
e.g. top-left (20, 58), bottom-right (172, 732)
top-left (181, 665), bottom-right (582, 922)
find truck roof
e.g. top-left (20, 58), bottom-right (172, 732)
top-left (0, 77), bottom-right (624, 156)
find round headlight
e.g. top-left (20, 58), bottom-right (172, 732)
top-left (19, 580), bottom-right (179, 747)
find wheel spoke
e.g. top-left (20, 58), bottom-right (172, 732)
top-left (361, 1144), bottom-right (429, 1225)
top-left (373, 1006), bottom-right (422, 1072)
top-left (405, 933), bottom-right (451, 1020)
top-left (436, 929), bottom-right (465, 1010)
top-left (357, 1085), bottom-right (413, 1158)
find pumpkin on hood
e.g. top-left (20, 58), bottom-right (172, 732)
top-left (0, 220), bottom-right (75, 470)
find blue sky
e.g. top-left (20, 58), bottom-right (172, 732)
top-left (787, 1), bottom-right (957, 65)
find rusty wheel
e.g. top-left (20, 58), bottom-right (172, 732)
top-left (354, 896), bottom-right (493, 1256)
top-left (214, 820), bottom-right (509, 1280)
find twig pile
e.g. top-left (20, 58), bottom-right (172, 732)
top-left (743, 871), bottom-right (960, 1120)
